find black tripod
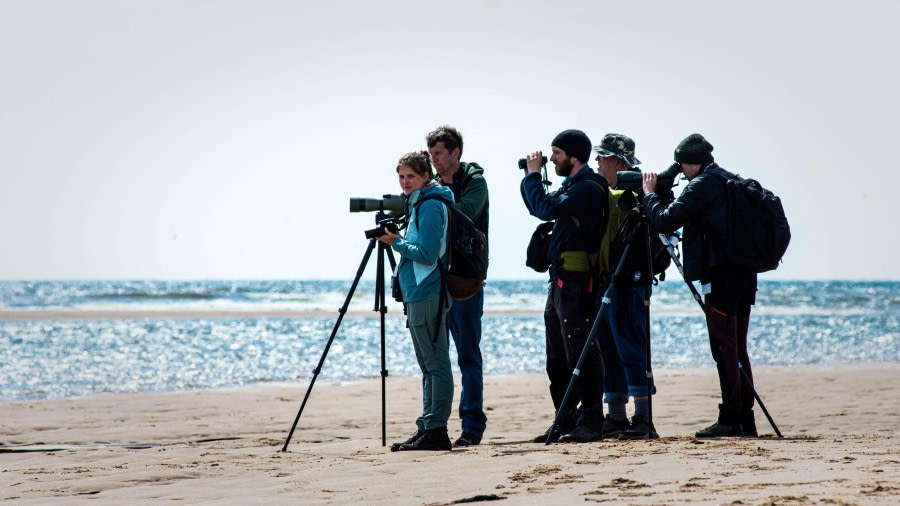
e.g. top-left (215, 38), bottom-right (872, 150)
top-left (545, 203), bottom-right (659, 444)
top-left (282, 212), bottom-right (398, 451)
top-left (658, 233), bottom-right (783, 438)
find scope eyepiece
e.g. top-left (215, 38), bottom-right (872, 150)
top-left (615, 163), bottom-right (683, 194)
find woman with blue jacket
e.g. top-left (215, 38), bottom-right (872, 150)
top-left (378, 150), bottom-right (454, 452)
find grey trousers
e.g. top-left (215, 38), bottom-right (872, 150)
top-left (406, 292), bottom-right (453, 430)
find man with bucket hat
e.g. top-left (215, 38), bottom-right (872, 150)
top-left (595, 133), bottom-right (641, 172)
top-left (593, 133), bottom-right (660, 439)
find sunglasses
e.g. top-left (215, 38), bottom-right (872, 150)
top-left (428, 129), bottom-right (459, 144)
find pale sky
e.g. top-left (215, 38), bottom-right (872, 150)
top-left (2, 0), bottom-right (898, 280)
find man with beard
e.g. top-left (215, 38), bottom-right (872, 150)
top-left (520, 129), bottom-right (609, 443)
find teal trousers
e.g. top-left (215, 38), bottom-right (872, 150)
top-left (406, 292), bottom-right (453, 430)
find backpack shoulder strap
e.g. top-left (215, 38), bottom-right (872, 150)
top-left (414, 193), bottom-right (451, 344)
top-left (569, 178), bottom-right (608, 228)
top-left (705, 165), bottom-right (740, 181)
top-left (565, 176), bottom-right (609, 283)
top-left (414, 193), bottom-right (453, 209)
top-left (413, 194), bottom-right (451, 228)
top-left (583, 177), bottom-right (608, 192)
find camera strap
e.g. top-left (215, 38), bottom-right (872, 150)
top-left (433, 263), bottom-right (448, 343)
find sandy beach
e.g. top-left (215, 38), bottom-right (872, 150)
top-left (2, 364), bottom-right (898, 504)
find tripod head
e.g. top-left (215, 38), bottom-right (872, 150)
top-left (364, 211), bottom-right (406, 240)
top-left (616, 188), bottom-right (641, 213)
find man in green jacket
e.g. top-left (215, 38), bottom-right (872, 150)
top-left (426, 125), bottom-right (490, 446)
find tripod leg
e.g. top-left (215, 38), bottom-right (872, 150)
top-left (382, 245), bottom-right (400, 446)
top-left (641, 221), bottom-right (656, 439)
top-left (659, 234), bottom-right (783, 438)
top-left (739, 362), bottom-right (783, 437)
top-left (282, 239), bottom-right (377, 452)
top-left (377, 241), bottom-right (389, 447)
top-left (385, 246), bottom-right (398, 272)
top-left (659, 233), bottom-right (704, 310)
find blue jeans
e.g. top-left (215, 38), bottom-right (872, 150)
top-left (447, 288), bottom-right (487, 436)
top-left (598, 285), bottom-right (656, 403)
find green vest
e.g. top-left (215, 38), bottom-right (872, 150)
top-left (598, 188), bottom-right (636, 274)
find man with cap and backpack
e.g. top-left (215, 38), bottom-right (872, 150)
top-left (641, 134), bottom-right (762, 437)
top-left (520, 129), bottom-right (609, 443)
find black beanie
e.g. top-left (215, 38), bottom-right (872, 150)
top-left (551, 129), bottom-right (592, 164)
top-left (674, 133), bottom-right (714, 165)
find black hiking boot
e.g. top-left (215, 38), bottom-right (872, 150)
top-left (601, 415), bottom-right (630, 439)
top-left (696, 404), bottom-right (743, 438)
top-left (397, 427), bottom-right (452, 451)
top-left (558, 425), bottom-right (602, 443)
top-left (620, 415), bottom-right (659, 440)
top-left (741, 410), bottom-right (758, 437)
top-left (695, 421), bottom-right (743, 438)
top-left (453, 431), bottom-right (482, 447)
top-left (533, 425), bottom-right (572, 444)
top-left (390, 429), bottom-right (423, 452)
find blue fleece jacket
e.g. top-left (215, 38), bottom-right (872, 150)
top-left (392, 182), bottom-right (453, 302)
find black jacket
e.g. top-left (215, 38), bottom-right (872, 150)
top-left (521, 168), bottom-right (609, 281)
top-left (642, 163), bottom-right (729, 282)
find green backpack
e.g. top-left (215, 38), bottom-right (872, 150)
top-left (602, 189), bottom-right (672, 286)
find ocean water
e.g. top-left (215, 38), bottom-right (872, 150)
top-left (0, 280), bottom-right (897, 401)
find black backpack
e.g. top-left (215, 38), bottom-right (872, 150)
top-left (525, 221), bottom-right (554, 273)
top-left (706, 166), bottom-right (791, 273)
top-left (415, 195), bottom-right (489, 300)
